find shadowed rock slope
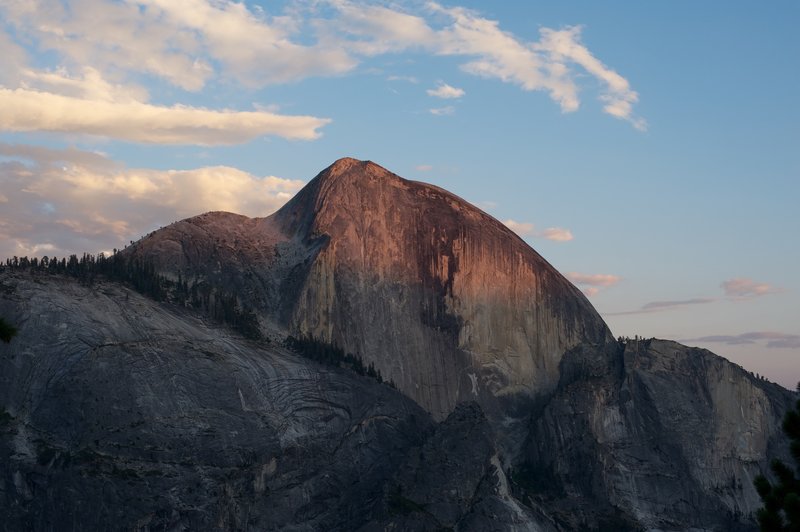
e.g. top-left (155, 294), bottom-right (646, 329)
top-left (1, 272), bottom-right (546, 531)
top-left (1, 158), bottom-right (797, 531)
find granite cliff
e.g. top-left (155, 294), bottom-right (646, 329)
top-left (0, 158), bottom-right (796, 530)
top-left (126, 157), bottom-right (611, 420)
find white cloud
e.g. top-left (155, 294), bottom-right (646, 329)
top-left (133, 0), bottom-right (357, 87)
top-left (0, 143), bottom-right (304, 258)
top-left (415, 164), bottom-right (433, 172)
top-left (0, 88), bottom-right (330, 144)
top-left (327, 1), bottom-right (438, 56)
top-left (0, 0), bottom-right (354, 90)
top-left (538, 227), bottom-right (573, 242)
top-left (1, 0), bottom-right (214, 91)
top-left (567, 272), bottom-right (621, 287)
top-left (0, 27), bottom-right (26, 85)
top-left (388, 75), bottom-right (419, 83)
top-left (427, 83), bottom-right (465, 99)
top-left (0, 0), bottom-right (645, 135)
top-left (722, 278), bottom-right (779, 298)
top-left (535, 26), bottom-right (646, 129)
top-left (333, 2), bottom-right (643, 127)
top-left (425, 3), bottom-right (577, 112)
top-left (429, 106), bottom-right (455, 116)
top-left (20, 66), bottom-right (148, 103)
top-left (567, 272), bottom-right (620, 298)
top-left (503, 220), bottom-right (573, 242)
top-left (503, 219), bottom-right (535, 236)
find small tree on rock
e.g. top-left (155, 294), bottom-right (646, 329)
top-left (0, 317), bottom-right (17, 343)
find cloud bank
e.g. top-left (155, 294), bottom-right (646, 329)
top-left (0, 143), bottom-right (303, 258)
top-left (0, 88), bottom-right (330, 144)
top-left (0, 0), bottom-right (646, 142)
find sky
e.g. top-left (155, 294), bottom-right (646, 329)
top-left (1, 0), bottom-right (798, 388)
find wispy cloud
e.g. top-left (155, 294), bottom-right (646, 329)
top-left (429, 106), bottom-right (455, 116)
top-left (608, 276), bottom-right (781, 316)
top-left (538, 227), bottom-right (573, 242)
top-left (0, 143), bottom-right (303, 258)
top-left (503, 219), bottom-right (535, 236)
top-left (415, 164), bottom-right (433, 172)
top-left (503, 220), bottom-right (574, 242)
top-left (0, 88), bottom-right (329, 144)
top-left (722, 278), bottom-right (780, 298)
top-left (683, 332), bottom-right (800, 349)
top-left (388, 75), bottom-right (419, 83)
top-left (642, 298), bottom-right (717, 311)
top-left (607, 297), bottom-right (716, 316)
top-left (425, 4), bottom-right (644, 127)
top-left (534, 26), bottom-right (646, 130)
top-left (427, 82), bottom-right (465, 99)
top-left (566, 272), bottom-right (621, 297)
top-left (567, 273), bottom-right (621, 287)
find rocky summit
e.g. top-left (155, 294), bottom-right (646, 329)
top-left (0, 158), bottom-right (796, 531)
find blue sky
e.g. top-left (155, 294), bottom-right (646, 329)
top-left (1, 0), bottom-right (798, 387)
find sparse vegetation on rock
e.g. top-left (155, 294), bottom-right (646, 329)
top-left (0, 317), bottom-right (16, 343)
top-left (755, 382), bottom-right (800, 531)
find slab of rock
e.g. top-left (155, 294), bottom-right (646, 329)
top-left (520, 339), bottom-right (795, 531)
top-left (0, 272), bottom-right (432, 530)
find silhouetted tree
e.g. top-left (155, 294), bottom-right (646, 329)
top-left (0, 317), bottom-right (17, 343)
top-left (755, 382), bottom-right (800, 531)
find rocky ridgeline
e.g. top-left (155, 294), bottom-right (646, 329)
top-left (0, 158), bottom-right (796, 531)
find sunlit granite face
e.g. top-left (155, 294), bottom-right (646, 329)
top-left (129, 157), bottom-right (612, 419)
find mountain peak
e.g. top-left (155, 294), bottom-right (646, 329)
top-left (128, 157), bottom-right (612, 418)
top-left (317, 157), bottom-right (399, 186)
top-left (326, 156), bottom-right (364, 172)
top-left (265, 158), bottom-right (614, 416)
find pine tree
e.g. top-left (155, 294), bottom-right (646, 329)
top-left (754, 382), bottom-right (800, 531)
top-left (0, 317), bottom-right (17, 343)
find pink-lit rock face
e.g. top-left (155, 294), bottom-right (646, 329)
top-left (129, 157), bottom-right (612, 418)
top-left (274, 158), bottom-right (612, 418)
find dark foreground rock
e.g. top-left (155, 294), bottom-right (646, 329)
top-left (0, 273), bottom-right (432, 530)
